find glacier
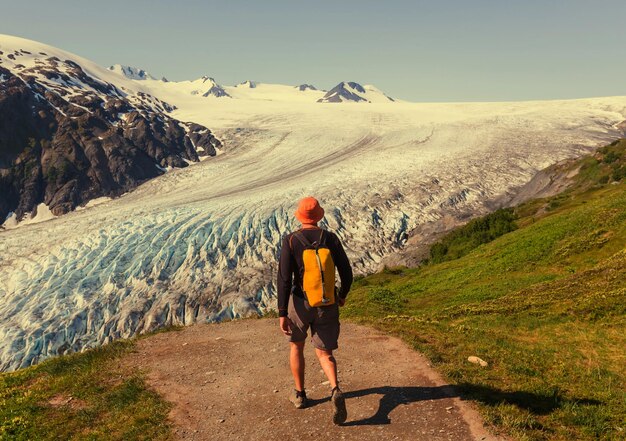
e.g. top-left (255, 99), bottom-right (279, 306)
top-left (1, 38), bottom-right (626, 371)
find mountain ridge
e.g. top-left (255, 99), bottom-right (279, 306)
top-left (0, 34), bottom-right (221, 225)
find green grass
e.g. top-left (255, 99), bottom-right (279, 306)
top-left (343, 141), bottom-right (626, 440)
top-left (0, 338), bottom-right (173, 441)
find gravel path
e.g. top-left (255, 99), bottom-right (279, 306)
top-left (125, 319), bottom-right (504, 441)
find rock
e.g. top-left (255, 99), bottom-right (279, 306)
top-left (0, 59), bottom-right (221, 224)
top-left (467, 356), bottom-right (488, 367)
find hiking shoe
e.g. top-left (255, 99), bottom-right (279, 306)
top-left (331, 386), bottom-right (347, 424)
top-left (290, 389), bottom-right (308, 409)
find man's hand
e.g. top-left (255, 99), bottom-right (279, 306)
top-left (337, 296), bottom-right (346, 307)
top-left (280, 317), bottom-right (292, 336)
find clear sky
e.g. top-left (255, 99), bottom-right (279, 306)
top-left (2, 0), bottom-right (626, 102)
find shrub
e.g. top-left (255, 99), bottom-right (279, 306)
top-left (428, 208), bottom-right (518, 263)
top-left (602, 151), bottom-right (619, 164)
top-left (611, 166), bottom-right (626, 182)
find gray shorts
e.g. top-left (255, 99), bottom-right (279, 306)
top-left (287, 293), bottom-right (340, 351)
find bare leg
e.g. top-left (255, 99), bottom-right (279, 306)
top-left (290, 341), bottom-right (305, 391)
top-left (315, 348), bottom-right (338, 389)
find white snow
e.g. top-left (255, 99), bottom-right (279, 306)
top-left (2, 212), bottom-right (17, 228)
top-left (138, 77), bottom-right (325, 103)
top-left (0, 34), bottom-right (171, 116)
top-left (75, 197), bottom-right (112, 211)
top-left (1, 34), bottom-right (626, 371)
top-left (1, 203), bottom-right (56, 230)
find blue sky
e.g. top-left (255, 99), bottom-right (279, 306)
top-left (2, 0), bottom-right (626, 102)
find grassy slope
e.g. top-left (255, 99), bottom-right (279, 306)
top-left (343, 140), bottom-right (626, 440)
top-left (0, 334), bottom-right (174, 440)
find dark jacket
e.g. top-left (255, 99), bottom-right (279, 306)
top-left (277, 227), bottom-right (353, 317)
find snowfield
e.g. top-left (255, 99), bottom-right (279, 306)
top-left (1, 37), bottom-right (626, 371)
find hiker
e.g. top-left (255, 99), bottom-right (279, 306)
top-left (277, 196), bottom-right (353, 424)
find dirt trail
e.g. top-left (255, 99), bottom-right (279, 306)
top-left (125, 319), bottom-right (503, 441)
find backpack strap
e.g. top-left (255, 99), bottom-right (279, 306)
top-left (293, 230), bottom-right (312, 248)
top-left (289, 228), bottom-right (327, 251)
top-left (288, 228), bottom-right (303, 251)
top-left (318, 229), bottom-right (325, 247)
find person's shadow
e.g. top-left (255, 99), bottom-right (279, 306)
top-left (308, 384), bottom-right (602, 426)
top-left (343, 386), bottom-right (457, 426)
top-left (307, 385), bottom-right (457, 426)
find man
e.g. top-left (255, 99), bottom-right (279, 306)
top-left (277, 196), bottom-right (353, 425)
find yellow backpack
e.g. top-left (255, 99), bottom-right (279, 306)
top-left (290, 229), bottom-right (336, 307)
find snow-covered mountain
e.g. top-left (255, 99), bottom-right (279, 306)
top-left (201, 79), bottom-right (230, 98)
top-left (0, 34), bottom-right (221, 227)
top-left (108, 64), bottom-right (156, 81)
top-left (188, 76), bottom-right (230, 98)
top-left (102, 73), bottom-right (389, 104)
top-left (1, 34), bottom-right (626, 371)
top-left (318, 81), bottom-right (395, 103)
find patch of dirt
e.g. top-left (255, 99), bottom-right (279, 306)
top-left (125, 319), bottom-right (505, 440)
top-left (47, 393), bottom-right (88, 410)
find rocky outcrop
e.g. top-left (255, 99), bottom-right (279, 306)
top-left (236, 80), bottom-right (257, 88)
top-left (189, 76), bottom-right (231, 98)
top-left (296, 84), bottom-right (317, 91)
top-left (202, 79), bottom-right (230, 98)
top-left (108, 64), bottom-right (156, 81)
top-left (487, 157), bottom-right (582, 209)
top-left (0, 57), bottom-right (221, 224)
top-left (319, 81), bottom-right (368, 103)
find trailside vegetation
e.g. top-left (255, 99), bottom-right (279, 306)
top-left (0, 338), bottom-right (173, 440)
top-left (427, 207), bottom-right (518, 264)
top-left (343, 140), bottom-right (626, 441)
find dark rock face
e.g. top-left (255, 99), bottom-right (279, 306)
top-left (296, 84), bottom-right (317, 91)
top-left (194, 77), bottom-right (230, 98)
top-left (317, 81), bottom-right (369, 103)
top-left (203, 85), bottom-right (230, 98)
top-left (202, 84), bottom-right (231, 98)
top-left (0, 59), bottom-right (221, 224)
top-left (237, 80), bottom-right (257, 88)
top-left (317, 81), bottom-right (394, 103)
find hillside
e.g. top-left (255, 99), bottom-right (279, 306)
top-left (342, 140), bottom-right (626, 440)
